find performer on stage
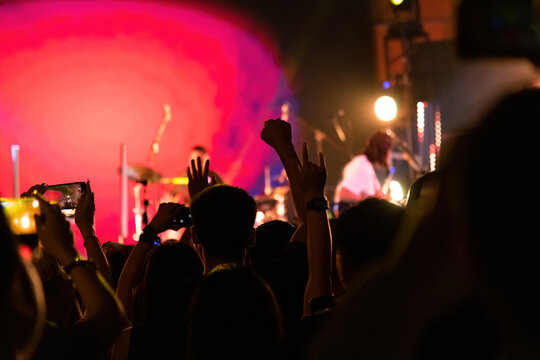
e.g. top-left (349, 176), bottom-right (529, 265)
top-left (333, 131), bottom-right (393, 217)
top-left (165, 145), bottom-right (223, 204)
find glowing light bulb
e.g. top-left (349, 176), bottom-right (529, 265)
top-left (389, 180), bottom-right (404, 202)
top-left (375, 96), bottom-right (397, 122)
top-left (21, 214), bottom-right (30, 229)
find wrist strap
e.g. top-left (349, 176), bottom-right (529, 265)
top-left (83, 234), bottom-right (98, 243)
top-left (63, 258), bottom-right (97, 275)
top-left (139, 225), bottom-right (160, 246)
top-left (306, 197), bottom-right (329, 212)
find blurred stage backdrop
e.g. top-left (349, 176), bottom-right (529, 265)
top-left (0, 1), bottom-right (294, 247)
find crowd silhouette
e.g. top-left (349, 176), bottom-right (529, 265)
top-left (3, 85), bottom-right (540, 359)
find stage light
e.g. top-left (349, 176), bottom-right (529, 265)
top-left (255, 211), bottom-right (266, 227)
top-left (416, 101), bottom-right (425, 143)
top-left (374, 95), bottom-right (397, 122)
top-left (383, 81), bottom-right (391, 89)
top-left (389, 180), bottom-right (404, 202)
top-left (21, 214), bottom-right (30, 229)
top-left (391, 0), bottom-right (404, 5)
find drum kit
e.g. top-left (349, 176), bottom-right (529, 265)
top-left (121, 163), bottom-right (191, 241)
top-left (121, 103), bottom-right (293, 241)
top-left (122, 161), bottom-right (292, 238)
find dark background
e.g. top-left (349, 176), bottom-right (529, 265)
top-left (186, 0), bottom-right (382, 196)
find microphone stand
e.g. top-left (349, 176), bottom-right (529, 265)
top-left (385, 129), bottom-right (426, 173)
top-left (148, 104), bottom-right (172, 168)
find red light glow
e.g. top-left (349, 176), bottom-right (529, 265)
top-left (0, 1), bottom-right (292, 248)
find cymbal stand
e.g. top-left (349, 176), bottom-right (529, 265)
top-left (132, 180), bottom-right (150, 241)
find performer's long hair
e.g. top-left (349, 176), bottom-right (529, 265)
top-left (363, 131), bottom-right (392, 169)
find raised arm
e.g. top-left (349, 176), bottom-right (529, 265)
top-left (34, 196), bottom-right (126, 344)
top-left (296, 143), bottom-right (332, 316)
top-left (75, 180), bottom-right (113, 286)
top-left (261, 119), bottom-right (306, 224)
top-left (115, 202), bottom-right (187, 321)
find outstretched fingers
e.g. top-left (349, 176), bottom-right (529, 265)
top-left (302, 142), bottom-right (309, 167)
top-left (319, 152), bottom-right (326, 173)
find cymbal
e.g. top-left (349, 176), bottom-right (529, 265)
top-left (122, 164), bottom-right (162, 183)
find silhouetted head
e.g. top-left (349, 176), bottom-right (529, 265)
top-left (250, 220), bottom-right (296, 273)
top-left (190, 185), bottom-right (256, 260)
top-left (333, 198), bottom-right (405, 287)
top-left (406, 170), bottom-right (440, 211)
top-left (142, 240), bottom-right (203, 311)
top-left (363, 131), bottom-right (393, 168)
top-left (190, 145), bottom-right (209, 164)
top-left (188, 264), bottom-right (283, 360)
top-left (102, 242), bottom-right (135, 290)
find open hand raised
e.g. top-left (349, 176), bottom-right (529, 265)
top-left (75, 180), bottom-right (95, 239)
top-left (297, 142), bottom-right (327, 199)
top-left (187, 156), bottom-right (217, 199)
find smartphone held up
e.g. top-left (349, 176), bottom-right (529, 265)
top-left (42, 181), bottom-right (87, 217)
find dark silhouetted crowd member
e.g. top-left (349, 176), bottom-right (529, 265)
top-left (0, 205), bottom-right (45, 360)
top-left (102, 242), bottom-right (134, 290)
top-left (187, 263), bottom-right (283, 360)
top-left (10, 182), bottom-right (126, 359)
top-left (333, 198), bottom-right (405, 291)
top-left (142, 240), bottom-right (203, 312)
top-left (31, 197), bottom-right (126, 360)
top-left (405, 170), bottom-right (440, 213)
top-left (135, 176), bottom-right (258, 359)
top-left (249, 220), bottom-right (308, 331)
top-left (113, 201), bottom-right (203, 360)
top-left (312, 87), bottom-right (540, 359)
top-left (269, 141), bottom-right (335, 360)
top-left (111, 237), bottom-right (203, 360)
top-left (431, 87), bottom-right (540, 359)
top-left (22, 181), bottom-right (115, 331)
top-left (250, 220), bottom-right (296, 274)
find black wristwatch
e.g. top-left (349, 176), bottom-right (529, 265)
top-left (139, 225), bottom-right (161, 246)
top-left (306, 197), bottom-right (329, 212)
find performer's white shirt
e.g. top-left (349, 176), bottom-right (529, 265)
top-left (334, 154), bottom-right (381, 203)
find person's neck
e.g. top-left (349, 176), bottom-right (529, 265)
top-left (202, 252), bottom-right (245, 274)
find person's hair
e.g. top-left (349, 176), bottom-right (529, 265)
top-left (363, 131), bottom-right (393, 168)
top-left (187, 264), bottom-right (283, 360)
top-left (406, 170), bottom-right (440, 207)
top-left (102, 242), bottom-right (135, 290)
top-left (333, 198), bottom-right (405, 282)
top-left (192, 145), bottom-right (208, 154)
top-left (445, 87), bottom-right (540, 338)
top-left (249, 220), bottom-right (296, 273)
top-left (190, 185), bottom-right (256, 259)
top-left (142, 240), bottom-right (203, 311)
